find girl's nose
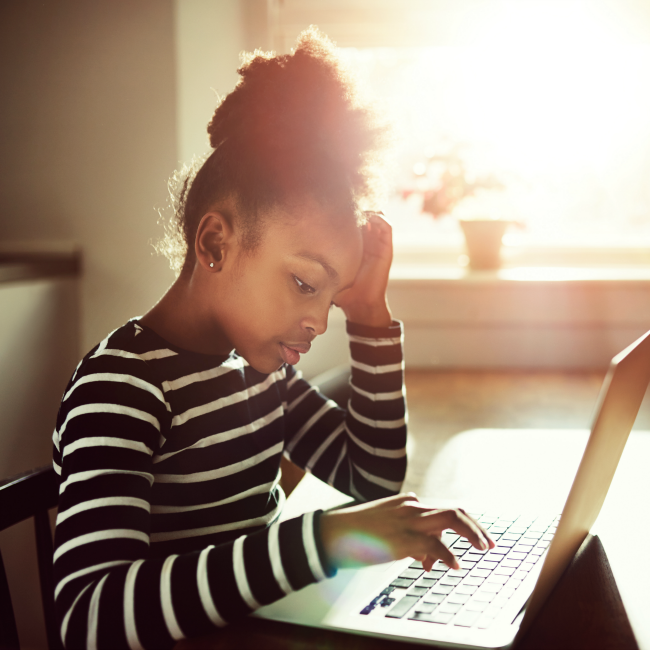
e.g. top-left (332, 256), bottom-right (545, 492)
top-left (302, 304), bottom-right (329, 336)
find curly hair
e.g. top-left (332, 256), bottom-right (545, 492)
top-left (159, 27), bottom-right (390, 275)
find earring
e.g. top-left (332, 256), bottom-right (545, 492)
top-left (209, 262), bottom-right (214, 268)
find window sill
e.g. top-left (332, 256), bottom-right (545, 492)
top-left (391, 245), bottom-right (650, 286)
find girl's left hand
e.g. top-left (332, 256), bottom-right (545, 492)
top-left (334, 212), bottom-right (393, 328)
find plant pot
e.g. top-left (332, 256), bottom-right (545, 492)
top-left (459, 219), bottom-right (509, 270)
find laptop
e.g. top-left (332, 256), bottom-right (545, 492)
top-left (254, 328), bottom-right (650, 649)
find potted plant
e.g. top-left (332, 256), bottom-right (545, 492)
top-left (402, 146), bottom-right (514, 269)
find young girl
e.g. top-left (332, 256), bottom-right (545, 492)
top-left (52, 28), bottom-right (492, 649)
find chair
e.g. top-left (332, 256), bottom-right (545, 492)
top-left (0, 466), bottom-right (62, 650)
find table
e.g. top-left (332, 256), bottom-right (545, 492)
top-left (178, 370), bottom-right (650, 650)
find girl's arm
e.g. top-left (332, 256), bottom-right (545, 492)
top-left (283, 213), bottom-right (406, 501)
top-left (283, 319), bottom-right (406, 501)
top-left (53, 351), bottom-right (334, 650)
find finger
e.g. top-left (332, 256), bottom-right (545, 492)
top-left (414, 509), bottom-right (489, 551)
top-left (459, 508), bottom-right (496, 548)
top-left (422, 535), bottom-right (459, 571)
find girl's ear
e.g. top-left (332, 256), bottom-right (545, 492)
top-left (195, 212), bottom-right (234, 272)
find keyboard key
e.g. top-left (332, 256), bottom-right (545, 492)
top-left (409, 586), bottom-right (429, 597)
top-left (441, 532), bottom-right (460, 547)
top-left (464, 577), bottom-right (485, 586)
top-left (427, 570), bottom-right (446, 579)
top-left (493, 567), bottom-right (515, 576)
top-left (452, 541), bottom-right (472, 550)
top-left (400, 569), bottom-right (424, 580)
top-left (432, 561), bottom-right (450, 571)
top-left (472, 592), bottom-right (495, 603)
top-left (439, 602), bottom-right (462, 614)
top-left (454, 609), bottom-right (481, 627)
top-left (391, 578), bottom-right (415, 589)
top-left (536, 541), bottom-right (550, 549)
top-left (508, 552), bottom-right (528, 561)
top-left (478, 560), bottom-right (499, 570)
top-left (455, 585), bottom-right (478, 595)
top-left (380, 597), bottom-right (396, 607)
top-left (409, 612), bottom-right (436, 623)
top-left (523, 532), bottom-right (542, 540)
top-left (487, 574), bottom-right (509, 584)
top-left (413, 601), bottom-right (437, 614)
top-left (360, 606), bottom-right (374, 615)
top-left (488, 526), bottom-right (508, 535)
top-left (470, 569), bottom-right (491, 578)
top-left (447, 593), bottom-right (470, 604)
top-left (380, 586), bottom-right (395, 596)
top-left (460, 560), bottom-right (478, 570)
top-left (465, 599), bottom-right (488, 612)
top-left (446, 568), bottom-right (469, 578)
top-left (481, 583), bottom-right (502, 593)
top-left (477, 614), bottom-right (496, 628)
top-left (386, 595), bottom-right (420, 619)
top-left (501, 587), bottom-right (517, 599)
top-left (542, 534), bottom-right (554, 542)
top-left (431, 584), bottom-right (454, 595)
top-left (495, 540), bottom-right (516, 548)
top-left (514, 544), bottom-right (535, 553)
top-left (409, 560), bottom-right (424, 569)
top-left (440, 576), bottom-right (462, 586)
top-left (423, 592), bottom-right (446, 604)
top-left (430, 612), bottom-right (455, 624)
top-left (499, 533), bottom-right (521, 541)
top-left (501, 560), bottom-right (521, 569)
top-left (410, 611), bottom-right (455, 624)
top-left (487, 550), bottom-right (507, 560)
top-left (418, 578), bottom-right (437, 588)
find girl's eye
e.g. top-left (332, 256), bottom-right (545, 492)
top-left (293, 275), bottom-right (316, 295)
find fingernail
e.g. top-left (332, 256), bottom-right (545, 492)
top-left (479, 537), bottom-right (488, 550)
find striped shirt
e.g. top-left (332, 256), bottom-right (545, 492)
top-left (52, 318), bottom-right (407, 649)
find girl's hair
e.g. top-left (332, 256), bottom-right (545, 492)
top-left (159, 27), bottom-right (389, 275)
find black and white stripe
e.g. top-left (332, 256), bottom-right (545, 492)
top-left (52, 318), bottom-right (407, 649)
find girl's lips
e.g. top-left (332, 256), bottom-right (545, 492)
top-left (279, 342), bottom-right (310, 365)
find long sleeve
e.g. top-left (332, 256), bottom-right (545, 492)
top-left (52, 339), bottom-right (333, 650)
top-left (283, 319), bottom-right (407, 501)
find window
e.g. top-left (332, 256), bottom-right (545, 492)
top-left (271, 0), bottom-right (650, 255)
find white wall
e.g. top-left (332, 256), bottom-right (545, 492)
top-left (175, 0), bottom-right (247, 164)
top-left (0, 1), bottom-right (179, 355)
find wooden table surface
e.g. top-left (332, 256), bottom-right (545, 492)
top-left (178, 369), bottom-right (650, 650)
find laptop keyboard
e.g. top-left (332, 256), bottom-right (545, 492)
top-left (359, 512), bottom-right (559, 629)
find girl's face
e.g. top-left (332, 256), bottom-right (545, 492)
top-left (208, 199), bottom-right (363, 374)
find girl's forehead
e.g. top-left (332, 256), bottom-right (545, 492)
top-left (262, 204), bottom-right (363, 277)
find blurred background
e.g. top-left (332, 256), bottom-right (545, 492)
top-left (2, 1), bottom-right (650, 647)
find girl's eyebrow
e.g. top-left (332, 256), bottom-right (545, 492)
top-left (297, 253), bottom-right (339, 282)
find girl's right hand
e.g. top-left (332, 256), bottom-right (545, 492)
top-left (320, 493), bottom-right (495, 572)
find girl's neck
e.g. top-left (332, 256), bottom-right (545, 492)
top-left (139, 275), bottom-right (233, 356)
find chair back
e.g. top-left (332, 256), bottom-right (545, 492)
top-left (0, 466), bottom-right (62, 650)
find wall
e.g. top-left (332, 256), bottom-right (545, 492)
top-left (0, 0), bottom-right (178, 355)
